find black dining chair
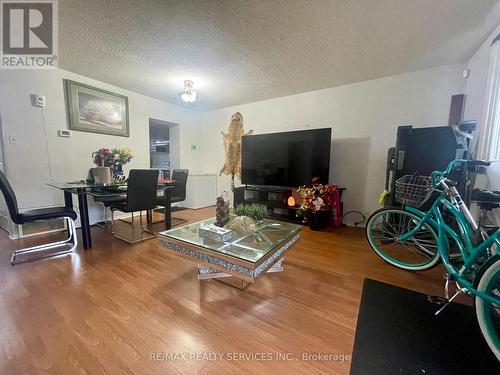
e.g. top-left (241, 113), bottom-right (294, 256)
top-left (109, 169), bottom-right (159, 243)
top-left (156, 169), bottom-right (189, 226)
top-left (0, 171), bottom-right (78, 265)
top-left (89, 168), bottom-right (127, 228)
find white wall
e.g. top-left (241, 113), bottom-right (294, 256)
top-left (0, 69), bottom-right (202, 224)
top-left (464, 24), bottom-right (500, 192)
top-left (463, 26), bottom-right (500, 125)
top-left (198, 64), bottom-right (466, 221)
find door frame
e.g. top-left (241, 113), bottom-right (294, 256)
top-left (148, 118), bottom-right (180, 174)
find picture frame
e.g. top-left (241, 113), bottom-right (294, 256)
top-left (64, 79), bottom-right (130, 137)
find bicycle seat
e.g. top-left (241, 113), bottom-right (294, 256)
top-left (471, 188), bottom-right (500, 203)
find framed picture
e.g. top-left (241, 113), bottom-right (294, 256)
top-left (64, 79), bottom-right (130, 137)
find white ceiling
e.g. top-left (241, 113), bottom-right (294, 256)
top-left (59, 0), bottom-right (500, 111)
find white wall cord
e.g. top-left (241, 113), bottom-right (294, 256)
top-left (41, 107), bottom-right (54, 182)
top-left (40, 107), bottom-right (59, 204)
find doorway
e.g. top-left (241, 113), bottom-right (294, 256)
top-left (149, 119), bottom-right (179, 179)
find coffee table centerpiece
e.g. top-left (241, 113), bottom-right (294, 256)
top-left (158, 218), bottom-right (301, 289)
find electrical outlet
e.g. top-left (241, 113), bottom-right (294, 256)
top-left (8, 134), bottom-right (16, 144)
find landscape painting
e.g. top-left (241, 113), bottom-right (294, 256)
top-left (65, 80), bottom-right (130, 137)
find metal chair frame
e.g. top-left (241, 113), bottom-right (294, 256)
top-left (10, 217), bottom-right (78, 265)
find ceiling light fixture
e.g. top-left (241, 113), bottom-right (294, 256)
top-left (178, 80), bottom-right (197, 103)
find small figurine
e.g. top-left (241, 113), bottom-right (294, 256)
top-left (215, 193), bottom-right (230, 227)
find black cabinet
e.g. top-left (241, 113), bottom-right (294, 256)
top-left (234, 186), bottom-right (297, 221)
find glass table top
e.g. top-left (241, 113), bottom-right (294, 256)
top-left (46, 181), bottom-right (128, 190)
top-left (160, 218), bottom-right (301, 263)
top-left (45, 181), bottom-right (173, 196)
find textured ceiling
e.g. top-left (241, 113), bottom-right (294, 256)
top-left (59, 0), bottom-right (500, 111)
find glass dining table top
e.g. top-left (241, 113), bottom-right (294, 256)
top-left (46, 179), bottom-right (175, 190)
top-left (46, 181), bottom-right (127, 190)
top-left (159, 218), bottom-right (301, 263)
top-left (46, 181), bottom-right (172, 196)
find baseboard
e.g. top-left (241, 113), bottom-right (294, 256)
top-left (0, 212), bottom-right (9, 232)
top-left (0, 214), bottom-right (21, 239)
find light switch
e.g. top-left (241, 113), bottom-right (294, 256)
top-left (8, 134), bottom-right (15, 144)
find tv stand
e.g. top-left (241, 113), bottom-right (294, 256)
top-left (234, 186), bottom-right (298, 222)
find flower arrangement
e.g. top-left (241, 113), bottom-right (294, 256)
top-left (112, 147), bottom-right (134, 165)
top-left (91, 147), bottom-right (134, 167)
top-left (297, 184), bottom-right (337, 216)
top-left (92, 148), bottom-right (115, 167)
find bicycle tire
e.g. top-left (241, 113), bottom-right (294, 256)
top-left (366, 208), bottom-right (440, 270)
top-left (475, 256), bottom-right (500, 361)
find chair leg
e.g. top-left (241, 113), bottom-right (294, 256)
top-left (148, 210), bottom-right (188, 227)
top-left (103, 207), bottom-right (108, 226)
top-left (11, 217), bottom-right (78, 265)
top-left (111, 209), bottom-right (156, 243)
top-left (95, 205), bottom-right (108, 229)
top-left (171, 217), bottom-right (189, 227)
top-left (140, 210), bottom-right (156, 235)
top-left (118, 211), bottom-right (138, 226)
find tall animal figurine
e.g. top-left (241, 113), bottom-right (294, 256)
top-left (219, 112), bottom-right (253, 190)
top-left (215, 194), bottom-right (230, 227)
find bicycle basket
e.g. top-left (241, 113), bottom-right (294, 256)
top-left (395, 175), bottom-right (431, 206)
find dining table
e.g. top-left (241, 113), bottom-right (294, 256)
top-left (46, 180), bottom-right (174, 249)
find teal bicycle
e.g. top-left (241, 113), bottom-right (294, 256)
top-left (366, 159), bottom-right (500, 361)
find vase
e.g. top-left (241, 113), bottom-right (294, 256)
top-left (309, 210), bottom-right (332, 231)
top-left (112, 164), bottom-right (125, 182)
top-left (93, 166), bottom-right (112, 185)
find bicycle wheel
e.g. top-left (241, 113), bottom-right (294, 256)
top-left (476, 256), bottom-right (500, 361)
top-left (366, 208), bottom-right (440, 270)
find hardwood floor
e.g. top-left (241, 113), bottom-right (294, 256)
top-left (0, 207), bottom-right (446, 374)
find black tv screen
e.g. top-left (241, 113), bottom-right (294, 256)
top-left (241, 128), bottom-right (331, 187)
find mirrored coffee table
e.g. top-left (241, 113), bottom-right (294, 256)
top-left (158, 218), bottom-right (301, 289)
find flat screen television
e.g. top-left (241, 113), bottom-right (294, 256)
top-left (241, 128), bottom-right (331, 187)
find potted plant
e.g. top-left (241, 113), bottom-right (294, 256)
top-left (225, 203), bottom-right (267, 236)
top-left (297, 184), bottom-right (337, 230)
top-left (233, 203), bottom-right (268, 223)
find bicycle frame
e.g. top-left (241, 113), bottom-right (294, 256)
top-left (398, 193), bottom-right (500, 306)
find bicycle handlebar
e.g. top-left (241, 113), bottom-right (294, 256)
top-left (431, 159), bottom-right (491, 187)
top-left (467, 160), bottom-right (491, 167)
